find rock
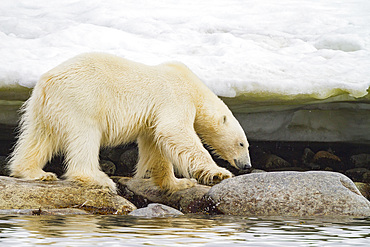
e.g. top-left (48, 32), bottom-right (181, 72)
top-left (99, 145), bottom-right (138, 176)
top-left (254, 153), bottom-right (291, 170)
top-left (129, 203), bottom-right (183, 217)
top-left (43, 156), bottom-right (65, 177)
top-left (205, 171), bottom-right (370, 217)
top-left (351, 154), bottom-right (370, 169)
top-left (345, 168), bottom-right (370, 183)
top-left (272, 167), bottom-right (309, 172)
top-left (0, 156), bottom-right (9, 176)
top-left (0, 176), bottom-right (136, 214)
top-left (250, 169), bottom-right (266, 173)
top-left (324, 167), bottom-right (334, 171)
top-left (307, 163), bottom-right (321, 170)
top-left (0, 208), bottom-right (89, 215)
top-left (114, 177), bottom-right (150, 209)
top-left (117, 147), bottom-right (138, 176)
top-left (117, 177), bottom-right (210, 213)
top-left (313, 151), bottom-right (342, 170)
top-left (99, 160), bottom-right (116, 175)
top-left (355, 182), bottom-right (370, 201)
top-left (302, 148), bottom-right (315, 165)
top-left (100, 146), bottom-right (125, 164)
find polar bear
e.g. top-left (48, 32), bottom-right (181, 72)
top-left (9, 53), bottom-right (251, 193)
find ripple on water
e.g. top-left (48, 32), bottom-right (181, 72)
top-left (0, 215), bottom-right (369, 246)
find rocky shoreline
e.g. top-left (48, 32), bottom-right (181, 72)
top-left (0, 90), bottom-right (369, 217)
top-left (1, 171), bottom-right (370, 217)
top-left (1, 139), bottom-right (370, 217)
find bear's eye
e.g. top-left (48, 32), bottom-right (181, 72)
top-left (223, 115), bottom-right (227, 124)
top-left (239, 143), bottom-right (244, 147)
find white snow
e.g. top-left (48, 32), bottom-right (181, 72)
top-left (1, 0), bottom-right (369, 99)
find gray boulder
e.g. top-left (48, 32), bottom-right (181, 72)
top-left (0, 176), bottom-right (136, 214)
top-left (129, 203), bottom-right (183, 217)
top-left (205, 171), bottom-right (370, 217)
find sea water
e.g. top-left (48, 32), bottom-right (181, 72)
top-left (0, 215), bottom-right (369, 246)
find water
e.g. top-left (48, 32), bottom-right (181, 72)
top-left (0, 215), bottom-right (369, 246)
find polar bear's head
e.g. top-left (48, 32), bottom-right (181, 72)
top-left (195, 102), bottom-right (252, 170)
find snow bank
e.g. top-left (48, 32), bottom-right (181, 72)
top-left (1, 0), bottom-right (369, 100)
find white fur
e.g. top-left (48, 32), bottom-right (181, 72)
top-left (9, 53), bottom-right (250, 193)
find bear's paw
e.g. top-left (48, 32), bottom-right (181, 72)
top-left (66, 172), bottom-right (117, 193)
top-left (171, 178), bottom-right (197, 192)
top-left (11, 170), bottom-right (58, 182)
top-left (193, 167), bottom-right (233, 186)
top-left (35, 172), bottom-right (58, 181)
top-left (156, 178), bottom-right (197, 194)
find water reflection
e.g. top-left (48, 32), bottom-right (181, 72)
top-left (0, 215), bottom-right (369, 246)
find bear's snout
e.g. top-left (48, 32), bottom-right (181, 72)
top-left (234, 160), bottom-right (252, 170)
top-left (234, 152), bottom-right (252, 170)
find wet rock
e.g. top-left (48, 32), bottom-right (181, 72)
top-left (302, 148), bottom-right (315, 165)
top-left (254, 153), bottom-right (291, 170)
top-left (313, 151), bottom-right (342, 170)
top-left (117, 177), bottom-right (210, 213)
top-left (43, 156), bottom-right (65, 177)
top-left (307, 163), bottom-right (321, 170)
top-left (0, 176), bottom-right (136, 214)
top-left (324, 167), bottom-right (334, 171)
top-left (99, 160), bottom-right (116, 175)
top-left (272, 167), bottom-right (309, 172)
top-left (99, 145), bottom-right (138, 176)
top-left (101, 146), bottom-right (126, 164)
top-left (129, 203), bottom-right (183, 217)
top-left (0, 208), bottom-right (89, 215)
top-left (205, 171), bottom-right (370, 217)
top-left (115, 177), bottom-right (150, 208)
top-left (351, 154), bottom-right (370, 169)
top-left (117, 147), bottom-right (138, 176)
top-left (355, 182), bottom-right (370, 201)
top-left (345, 168), bottom-right (370, 183)
top-left (250, 169), bottom-right (266, 173)
top-left (0, 156), bottom-right (9, 176)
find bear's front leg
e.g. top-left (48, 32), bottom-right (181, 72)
top-left (136, 134), bottom-right (197, 193)
top-left (155, 123), bottom-right (233, 187)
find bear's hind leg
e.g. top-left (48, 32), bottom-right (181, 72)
top-left (9, 125), bottom-right (57, 181)
top-left (63, 127), bottom-right (117, 193)
top-left (135, 135), bottom-right (196, 193)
